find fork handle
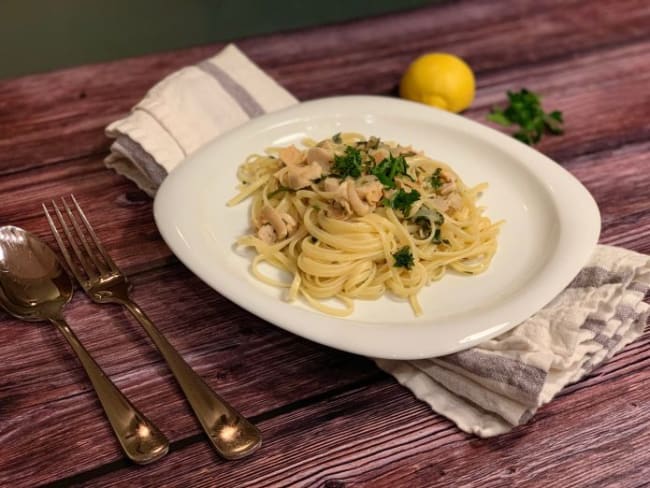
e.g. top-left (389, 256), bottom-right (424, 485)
top-left (120, 300), bottom-right (261, 460)
top-left (50, 316), bottom-right (169, 464)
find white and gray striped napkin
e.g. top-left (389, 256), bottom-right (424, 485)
top-left (105, 44), bottom-right (650, 437)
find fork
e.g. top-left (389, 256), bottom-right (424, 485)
top-left (44, 195), bottom-right (262, 460)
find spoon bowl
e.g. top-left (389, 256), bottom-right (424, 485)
top-left (0, 225), bottom-right (72, 321)
top-left (0, 225), bottom-right (169, 464)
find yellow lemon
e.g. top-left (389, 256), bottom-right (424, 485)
top-left (400, 53), bottom-right (475, 113)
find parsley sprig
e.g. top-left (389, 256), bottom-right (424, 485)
top-left (430, 168), bottom-right (444, 190)
top-left (331, 146), bottom-right (363, 178)
top-left (371, 154), bottom-right (411, 189)
top-left (382, 188), bottom-right (420, 217)
top-left (488, 89), bottom-right (563, 145)
top-left (392, 246), bottom-right (414, 270)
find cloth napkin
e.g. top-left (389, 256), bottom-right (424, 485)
top-left (105, 44), bottom-right (650, 437)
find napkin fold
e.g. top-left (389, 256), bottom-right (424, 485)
top-left (105, 44), bottom-right (650, 437)
top-left (106, 44), bottom-right (297, 195)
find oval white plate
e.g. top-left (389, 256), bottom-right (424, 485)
top-left (154, 95), bottom-right (600, 359)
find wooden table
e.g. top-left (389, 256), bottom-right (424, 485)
top-left (1, 0), bottom-right (649, 486)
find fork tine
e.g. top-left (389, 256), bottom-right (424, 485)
top-left (50, 199), bottom-right (98, 282)
top-left (61, 196), bottom-right (108, 274)
top-left (70, 194), bottom-right (120, 273)
top-left (43, 202), bottom-right (88, 285)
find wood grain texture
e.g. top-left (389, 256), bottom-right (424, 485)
top-left (0, 265), bottom-right (377, 487)
top-left (69, 332), bottom-right (650, 488)
top-left (1, 0), bottom-right (649, 172)
top-left (0, 0), bottom-right (649, 486)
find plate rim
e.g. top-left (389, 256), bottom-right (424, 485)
top-left (153, 95), bottom-right (601, 359)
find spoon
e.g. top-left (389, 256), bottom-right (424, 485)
top-left (0, 225), bottom-right (169, 464)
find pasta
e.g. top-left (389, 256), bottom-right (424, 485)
top-left (227, 133), bottom-right (501, 317)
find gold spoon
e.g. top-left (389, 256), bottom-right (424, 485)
top-left (0, 225), bottom-right (169, 464)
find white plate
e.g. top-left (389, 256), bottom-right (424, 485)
top-left (154, 95), bottom-right (600, 359)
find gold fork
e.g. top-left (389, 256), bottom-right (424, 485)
top-left (44, 195), bottom-right (262, 460)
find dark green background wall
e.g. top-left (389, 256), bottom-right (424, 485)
top-left (0, 0), bottom-right (434, 80)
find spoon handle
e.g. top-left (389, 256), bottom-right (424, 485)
top-left (120, 299), bottom-right (261, 460)
top-left (50, 316), bottom-right (169, 464)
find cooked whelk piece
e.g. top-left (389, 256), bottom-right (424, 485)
top-left (257, 224), bottom-right (277, 244)
top-left (355, 176), bottom-right (384, 206)
top-left (306, 146), bottom-right (333, 172)
top-left (259, 205), bottom-right (297, 242)
top-left (279, 145), bottom-right (304, 166)
top-left (274, 145), bottom-right (326, 190)
top-left (322, 178), bottom-right (352, 217)
top-left (372, 148), bottom-right (390, 163)
top-left (347, 183), bottom-right (369, 216)
top-left (279, 162), bottom-right (323, 190)
top-left (322, 176), bottom-right (385, 217)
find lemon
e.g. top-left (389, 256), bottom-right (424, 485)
top-left (399, 53), bottom-right (475, 113)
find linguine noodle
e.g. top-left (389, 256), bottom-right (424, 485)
top-left (228, 133), bottom-right (501, 316)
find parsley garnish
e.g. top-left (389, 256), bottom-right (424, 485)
top-left (371, 154), bottom-right (411, 189)
top-left (430, 168), bottom-right (443, 190)
top-left (488, 89), bottom-right (564, 145)
top-left (331, 146), bottom-right (363, 178)
top-left (392, 246), bottom-right (414, 270)
top-left (382, 188), bottom-right (420, 217)
top-left (332, 132), bottom-right (342, 143)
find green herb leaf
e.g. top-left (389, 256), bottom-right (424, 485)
top-left (383, 188), bottom-right (420, 217)
top-left (332, 132), bottom-right (342, 143)
top-left (487, 110), bottom-right (512, 126)
top-left (392, 246), bottom-right (414, 270)
top-left (370, 154), bottom-right (411, 188)
top-left (487, 89), bottom-right (564, 145)
top-left (331, 146), bottom-right (363, 178)
top-left (430, 168), bottom-right (444, 190)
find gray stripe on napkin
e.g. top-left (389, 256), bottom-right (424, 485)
top-left (444, 350), bottom-right (547, 399)
top-left (197, 60), bottom-right (265, 118)
top-left (115, 135), bottom-right (168, 185)
top-left (569, 266), bottom-right (633, 288)
top-left (615, 304), bottom-right (637, 322)
top-left (593, 333), bottom-right (623, 350)
top-left (580, 317), bottom-right (606, 334)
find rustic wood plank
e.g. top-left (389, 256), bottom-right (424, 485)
top-left (67, 331), bottom-right (650, 487)
top-left (0, 264), bottom-right (378, 487)
top-left (0, 54), bottom-right (648, 485)
top-left (1, 0), bottom-right (649, 174)
top-left (0, 0), bottom-right (649, 485)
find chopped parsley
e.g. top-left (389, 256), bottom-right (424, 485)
top-left (331, 146), bottom-right (363, 178)
top-left (392, 246), bottom-right (414, 270)
top-left (430, 168), bottom-right (444, 190)
top-left (332, 132), bottom-right (342, 143)
top-left (371, 154), bottom-right (411, 189)
top-left (382, 188), bottom-right (420, 217)
top-left (488, 88), bottom-right (564, 145)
